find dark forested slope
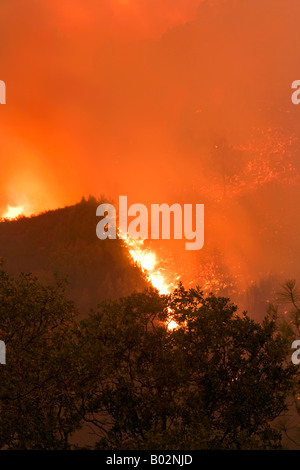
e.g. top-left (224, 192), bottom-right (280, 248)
top-left (0, 196), bottom-right (148, 316)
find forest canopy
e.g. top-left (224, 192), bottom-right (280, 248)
top-left (0, 267), bottom-right (296, 450)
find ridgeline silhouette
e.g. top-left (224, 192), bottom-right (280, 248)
top-left (0, 196), bottom-right (149, 316)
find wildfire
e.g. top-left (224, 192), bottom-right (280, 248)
top-left (121, 233), bottom-right (179, 329)
top-left (122, 235), bottom-right (173, 295)
top-left (2, 205), bottom-right (25, 220)
top-left (1, 205), bottom-right (180, 328)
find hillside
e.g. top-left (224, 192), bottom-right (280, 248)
top-left (0, 196), bottom-right (149, 316)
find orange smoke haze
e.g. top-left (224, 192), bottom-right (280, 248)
top-left (1, 0), bottom-right (300, 295)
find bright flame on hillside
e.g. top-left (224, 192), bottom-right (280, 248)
top-left (2, 205), bottom-right (25, 220)
top-left (121, 233), bottom-right (179, 329)
top-left (123, 235), bottom-right (173, 295)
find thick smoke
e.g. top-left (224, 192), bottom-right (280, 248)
top-left (1, 0), bottom-right (300, 310)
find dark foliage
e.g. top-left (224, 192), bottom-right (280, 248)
top-left (0, 269), bottom-right (294, 449)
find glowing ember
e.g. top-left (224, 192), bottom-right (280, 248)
top-left (167, 319), bottom-right (178, 330)
top-left (2, 205), bottom-right (25, 220)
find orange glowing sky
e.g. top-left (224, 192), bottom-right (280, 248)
top-left (0, 0), bottom-right (207, 211)
top-left (1, 0), bottom-right (300, 291)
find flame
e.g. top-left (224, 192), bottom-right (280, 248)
top-left (1, 197), bottom-right (40, 220)
top-left (122, 234), bottom-right (173, 295)
top-left (2, 205), bottom-right (25, 220)
top-left (1, 208), bottom-right (180, 326)
top-left (167, 320), bottom-right (178, 330)
top-left (166, 306), bottom-right (179, 330)
top-left (121, 233), bottom-right (179, 329)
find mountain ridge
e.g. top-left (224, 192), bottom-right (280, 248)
top-left (0, 196), bottom-right (149, 316)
